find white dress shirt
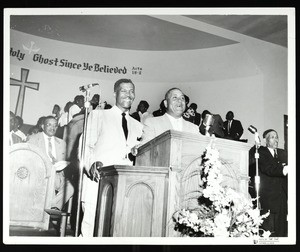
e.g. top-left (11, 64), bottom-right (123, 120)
top-left (165, 113), bottom-right (183, 131)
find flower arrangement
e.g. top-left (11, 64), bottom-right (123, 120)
top-left (172, 144), bottom-right (270, 238)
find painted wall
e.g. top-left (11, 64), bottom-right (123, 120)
top-left (9, 29), bottom-right (287, 148)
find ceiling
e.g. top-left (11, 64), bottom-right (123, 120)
top-left (10, 14), bottom-right (287, 51)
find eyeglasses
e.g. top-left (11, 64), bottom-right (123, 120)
top-left (45, 124), bottom-right (58, 128)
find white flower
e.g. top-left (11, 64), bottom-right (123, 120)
top-left (173, 144), bottom-right (271, 238)
top-left (262, 230), bottom-right (271, 238)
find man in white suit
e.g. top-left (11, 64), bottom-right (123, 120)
top-left (80, 78), bottom-right (143, 237)
top-left (141, 88), bottom-right (200, 144)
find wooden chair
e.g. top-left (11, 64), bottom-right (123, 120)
top-left (9, 143), bottom-right (55, 230)
top-left (10, 143), bottom-right (74, 236)
top-left (63, 114), bottom-right (84, 161)
top-left (45, 196), bottom-right (73, 237)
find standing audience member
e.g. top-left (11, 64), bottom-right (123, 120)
top-left (223, 111), bottom-right (244, 140)
top-left (199, 110), bottom-right (224, 138)
top-left (152, 99), bottom-right (166, 117)
top-left (52, 104), bottom-right (61, 121)
top-left (141, 88), bottom-right (200, 144)
top-left (9, 111), bottom-right (22, 145)
top-left (59, 101), bottom-right (73, 127)
top-left (27, 116), bottom-right (74, 211)
top-left (183, 103), bottom-right (201, 126)
top-left (256, 129), bottom-right (288, 237)
top-left (13, 115), bottom-right (27, 141)
top-left (68, 95), bottom-right (84, 122)
top-left (52, 104), bottom-right (64, 139)
top-left (80, 78), bottom-right (143, 237)
top-left (89, 94), bottom-right (100, 110)
top-left (130, 100), bottom-right (152, 124)
top-left (104, 103), bottom-right (112, 109)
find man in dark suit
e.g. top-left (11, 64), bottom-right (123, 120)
top-left (152, 99), bottom-right (166, 117)
top-left (223, 111), bottom-right (244, 140)
top-left (199, 110), bottom-right (224, 138)
top-left (27, 116), bottom-right (74, 210)
top-left (257, 129), bottom-right (288, 237)
top-left (130, 100), bottom-right (152, 124)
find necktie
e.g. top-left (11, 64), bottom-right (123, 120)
top-left (227, 121), bottom-right (231, 134)
top-left (48, 137), bottom-right (56, 164)
top-left (122, 112), bottom-right (128, 140)
top-left (274, 149), bottom-right (278, 159)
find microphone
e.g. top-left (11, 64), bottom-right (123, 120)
top-left (248, 125), bottom-right (260, 145)
top-left (248, 125), bottom-right (257, 134)
top-left (79, 83), bottom-right (99, 92)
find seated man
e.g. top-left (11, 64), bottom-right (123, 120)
top-left (13, 115), bottom-right (27, 141)
top-left (27, 115), bottom-right (74, 211)
top-left (9, 111), bottom-right (22, 145)
top-left (141, 88), bottom-right (200, 144)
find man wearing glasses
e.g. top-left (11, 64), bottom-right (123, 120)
top-left (27, 115), bottom-right (74, 211)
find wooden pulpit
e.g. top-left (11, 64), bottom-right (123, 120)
top-left (95, 130), bottom-right (252, 237)
top-left (94, 165), bottom-right (169, 237)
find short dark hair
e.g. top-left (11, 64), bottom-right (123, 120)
top-left (201, 110), bottom-right (211, 119)
top-left (139, 100), bottom-right (149, 110)
top-left (74, 95), bottom-right (84, 103)
top-left (114, 79), bottom-right (134, 92)
top-left (15, 116), bottom-right (24, 127)
top-left (189, 103), bottom-right (197, 111)
top-left (43, 116), bottom-right (58, 125)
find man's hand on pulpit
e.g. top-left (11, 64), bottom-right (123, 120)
top-left (131, 144), bottom-right (141, 156)
top-left (89, 161), bottom-right (103, 182)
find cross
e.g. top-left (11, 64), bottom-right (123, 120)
top-left (10, 68), bottom-right (39, 118)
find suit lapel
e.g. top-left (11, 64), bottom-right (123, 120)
top-left (162, 114), bottom-right (173, 130)
top-left (38, 133), bottom-right (47, 154)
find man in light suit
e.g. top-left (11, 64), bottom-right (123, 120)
top-left (80, 78), bottom-right (143, 237)
top-left (141, 88), bottom-right (200, 144)
top-left (27, 116), bottom-right (74, 210)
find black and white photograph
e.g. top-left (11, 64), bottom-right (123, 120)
top-left (3, 7), bottom-right (296, 246)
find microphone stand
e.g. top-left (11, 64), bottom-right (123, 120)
top-left (253, 133), bottom-right (261, 237)
top-left (75, 88), bottom-right (91, 237)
